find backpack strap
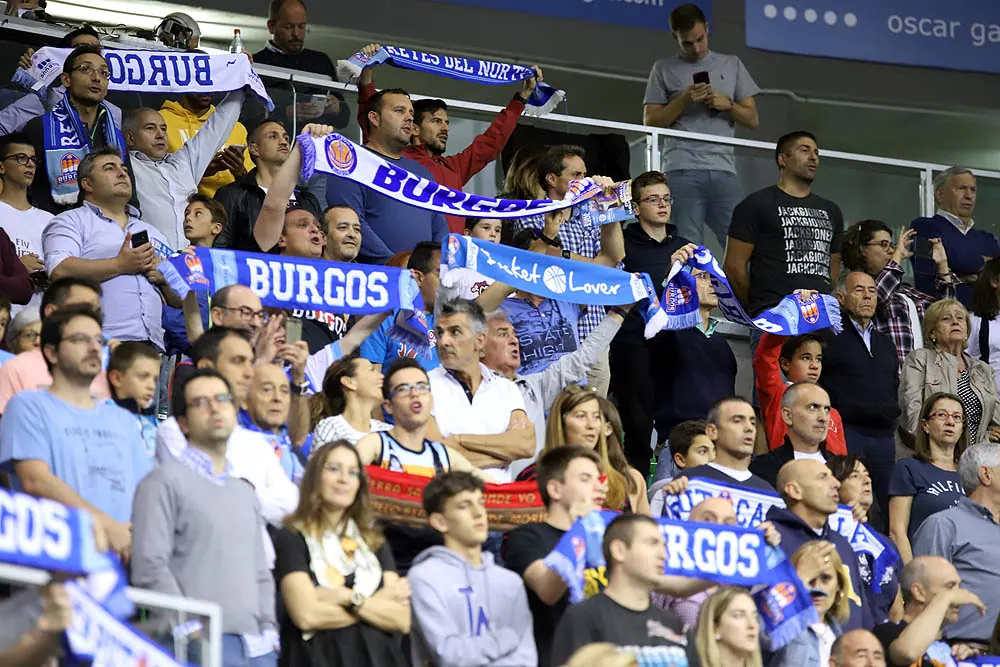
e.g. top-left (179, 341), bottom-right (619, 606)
top-left (980, 317), bottom-right (991, 364)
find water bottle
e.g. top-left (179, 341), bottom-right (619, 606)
top-left (229, 29), bottom-right (244, 54)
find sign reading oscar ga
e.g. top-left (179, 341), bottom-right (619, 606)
top-left (0, 488), bottom-right (78, 571)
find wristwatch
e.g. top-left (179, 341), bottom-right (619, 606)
top-left (561, 249), bottom-right (571, 259)
top-left (290, 381), bottom-right (310, 396)
top-left (348, 589), bottom-right (366, 613)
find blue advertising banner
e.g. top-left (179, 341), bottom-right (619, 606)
top-left (745, 0), bottom-right (1000, 75)
top-left (428, 0), bottom-right (711, 32)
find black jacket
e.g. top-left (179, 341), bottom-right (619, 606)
top-left (213, 168), bottom-right (322, 252)
top-left (819, 320), bottom-right (901, 435)
top-left (749, 438), bottom-right (833, 489)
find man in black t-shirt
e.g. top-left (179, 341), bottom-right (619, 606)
top-left (723, 130), bottom-right (845, 317)
top-left (550, 514), bottom-right (693, 667)
top-left (873, 556), bottom-right (984, 667)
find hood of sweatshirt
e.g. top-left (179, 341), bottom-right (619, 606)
top-left (410, 546), bottom-right (505, 628)
top-left (160, 99), bottom-right (214, 123)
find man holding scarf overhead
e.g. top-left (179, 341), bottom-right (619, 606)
top-left (21, 45), bottom-right (133, 216)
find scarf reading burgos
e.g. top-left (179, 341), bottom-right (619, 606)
top-left (337, 45), bottom-right (565, 117)
top-left (0, 487), bottom-right (183, 667)
top-left (662, 245), bottom-right (843, 335)
top-left (442, 234), bottom-right (668, 338)
top-left (299, 132), bottom-right (602, 219)
top-left (14, 47), bottom-right (274, 111)
top-left (663, 477), bottom-right (899, 594)
top-left (543, 511), bottom-right (819, 650)
top-left (366, 465), bottom-right (545, 531)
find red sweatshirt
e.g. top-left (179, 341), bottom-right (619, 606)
top-left (753, 332), bottom-right (848, 455)
top-left (358, 82), bottom-right (525, 233)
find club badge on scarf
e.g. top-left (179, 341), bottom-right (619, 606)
top-left (0, 487), bottom-right (184, 667)
top-left (663, 477), bottom-right (899, 593)
top-left (337, 45), bottom-right (565, 116)
top-left (442, 234), bottom-right (668, 338)
top-left (299, 132), bottom-right (602, 219)
top-left (161, 247), bottom-right (429, 349)
top-left (662, 246), bottom-right (843, 335)
top-left (544, 511), bottom-right (819, 650)
top-left (14, 47), bottom-right (274, 111)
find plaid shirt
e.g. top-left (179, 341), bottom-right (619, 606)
top-left (874, 260), bottom-right (957, 368)
top-left (511, 210), bottom-right (620, 340)
top-left (178, 446), bottom-right (232, 486)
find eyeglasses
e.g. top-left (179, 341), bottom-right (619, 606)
top-left (323, 463), bottom-right (361, 479)
top-left (62, 333), bottom-right (107, 347)
top-left (639, 195), bottom-right (674, 206)
top-left (389, 381), bottom-right (431, 399)
top-left (928, 411), bottom-right (964, 423)
top-left (72, 64), bottom-right (111, 80)
top-left (3, 153), bottom-right (37, 166)
top-left (864, 240), bottom-right (895, 251)
top-left (17, 330), bottom-right (40, 341)
top-left (187, 392), bottom-right (234, 410)
top-left (217, 305), bottom-right (269, 324)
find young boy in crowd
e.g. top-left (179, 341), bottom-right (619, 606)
top-left (649, 420), bottom-right (714, 516)
top-left (108, 342), bottom-right (162, 458)
top-left (441, 217), bottom-right (503, 300)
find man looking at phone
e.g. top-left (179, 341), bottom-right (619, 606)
top-left (642, 3), bottom-right (760, 249)
top-left (43, 148), bottom-right (182, 352)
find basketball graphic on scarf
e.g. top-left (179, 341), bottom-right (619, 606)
top-left (325, 136), bottom-right (357, 176)
top-left (542, 265), bottom-right (567, 294)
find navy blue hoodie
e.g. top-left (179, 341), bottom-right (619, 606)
top-left (766, 506), bottom-right (872, 630)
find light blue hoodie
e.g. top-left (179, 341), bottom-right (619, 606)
top-left (408, 545), bottom-right (537, 667)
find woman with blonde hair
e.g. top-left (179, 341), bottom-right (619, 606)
top-left (899, 298), bottom-right (1000, 448)
top-left (272, 440), bottom-right (410, 667)
top-left (695, 587), bottom-right (762, 667)
top-left (770, 542), bottom-right (850, 667)
top-left (889, 392), bottom-right (966, 563)
top-left (516, 385), bottom-right (646, 512)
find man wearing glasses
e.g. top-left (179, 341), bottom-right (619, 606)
top-left (0, 304), bottom-right (152, 562)
top-left (0, 133), bottom-right (51, 318)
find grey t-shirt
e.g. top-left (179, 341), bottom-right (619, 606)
top-left (643, 51), bottom-right (759, 173)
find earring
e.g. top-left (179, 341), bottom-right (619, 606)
top-left (715, 635), bottom-right (721, 641)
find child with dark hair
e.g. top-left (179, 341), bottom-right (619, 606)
top-left (108, 341), bottom-right (162, 458)
top-left (754, 332), bottom-right (848, 454)
top-left (649, 420), bottom-right (715, 515)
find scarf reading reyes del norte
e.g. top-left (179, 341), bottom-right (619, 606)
top-left (0, 487), bottom-right (184, 667)
top-left (663, 245), bottom-right (843, 336)
top-left (160, 247), bottom-right (430, 349)
top-left (663, 478), bottom-right (899, 594)
top-left (442, 234), bottom-right (669, 338)
top-left (337, 45), bottom-right (565, 117)
top-left (543, 510), bottom-right (819, 651)
top-left (300, 132), bottom-right (605, 219)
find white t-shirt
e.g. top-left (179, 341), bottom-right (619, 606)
top-left (0, 202), bottom-right (52, 315)
top-left (429, 363), bottom-right (526, 482)
top-left (708, 462), bottom-right (752, 482)
top-left (793, 449), bottom-right (827, 463)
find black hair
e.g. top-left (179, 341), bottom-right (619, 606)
top-left (40, 304), bottom-right (102, 372)
top-left (172, 367), bottom-right (233, 420)
top-left (840, 219), bottom-right (893, 273)
top-left (972, 257), bottom-right (1000, 320)
top-left (60, 25), bottom-right (101, 48)
top-left (422, 471), bottom-right (484, 516)
top-left (189, 326), bottom-right (251, 365)
top-left (779, 333), bottom-right (825, 363)
top-left (412, 98), bottom-right (448, 126)
top-left (0, 133), bottom-right (35, 162)
top-left (108, 341), bottom-right (160, 375)
top-left (63, 44), bottom-right (104, 76)
top-left (603, 514), bottom-right (659, 578)
top-left (381, 357), bottom-right (428, 400)
top-left (536, 445), bottom-right (601, 508)
top-left (774, 130), bottom-right (818, 168)
top-left (668, 420), bottom-right (709, 460)
top-left (669, 3), bottom-right (707, 32)
top-left (407, 241), bottom-right (441, 274)
top-left (536, 145), bottom-right (585, 192)
top-left (41, 277), bottom-right (102, 317)
top-left (364, 88), bottom-right (410, 133)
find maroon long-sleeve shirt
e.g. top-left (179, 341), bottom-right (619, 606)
top-left (0, 228), bottom-right (33, 304)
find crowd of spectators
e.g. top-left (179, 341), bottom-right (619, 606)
top-left (2, 1), bottom-right (1000, 667)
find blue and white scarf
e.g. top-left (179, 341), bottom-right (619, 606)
top-left (299, 132), bottom-right (602, 219)
top-left (662, 246), bottom-right (843, 335)
top-left (961, 658), bottom-right (1000, 667)
top-left (15, 47), bottom-right (274, 111)
top-left (0, 487), bottom-right (183, 667)
top-left (42, 92), bottom-right (127, 205)
top-left (543, 510), bottom-right (819, 650)
top-left (442, 234), bottom-right (668, 338)
top-left (337, 45), bottom-right (565, 117)
top-left (160, 247), bottom-right (429, 349)
top-left (663, 478), bottom-right (899, 593)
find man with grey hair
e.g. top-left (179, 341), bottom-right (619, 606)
top-left (872, 555), bottom-right (983, 667)
top-left (750, 382), bottom-right (835, 488)
top-left (830, 629), bottom-right (886, 667)
top-left (912, 441), bottom-right (1000, 642)
top-left (428, 298), bottom-right (534, 482)
top-left (910, 166), bottom-right (999, 308)
top-left (42, 148), bottom-right (182, 351)
top-left (818, 270), bottom-right (900, 514)
top-left (481, 306), bottom-right (629, 478)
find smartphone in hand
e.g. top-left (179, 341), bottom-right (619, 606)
top-left (131, 230), bottom-right (150, 248)
top-left (913, 237), bottom-right (933, 259)
top-left (693, 71), bottom-right (710, 85)
top-left (285, 318), bottom-right (303, 345)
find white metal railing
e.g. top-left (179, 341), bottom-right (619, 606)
top-left (0, 562), bottom-right (223, 667)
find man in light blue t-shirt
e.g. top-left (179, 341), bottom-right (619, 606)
top-left (0, 305), bottom-right (151, 560)
top-left (642, 3), bottom-right (760, 249)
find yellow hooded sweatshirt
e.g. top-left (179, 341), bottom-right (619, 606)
top-left (160, 99), bottom-right (255, 197)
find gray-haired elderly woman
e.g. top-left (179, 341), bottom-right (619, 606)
top-left (899, 299), bottom-right (1000, 450)
top-left (6, 306), bottom-right (40, 355)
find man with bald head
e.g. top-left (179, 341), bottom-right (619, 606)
top-left (820, 270), bottom-right (900, 515)
top-left (751, 382), bottom-right (835, 488)
top-left (831, 629), bottom-right (886, 667)
top-left (873, 556), bottom-right (983, 667)
top-left (768, 458), bottom-right (870, 629)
